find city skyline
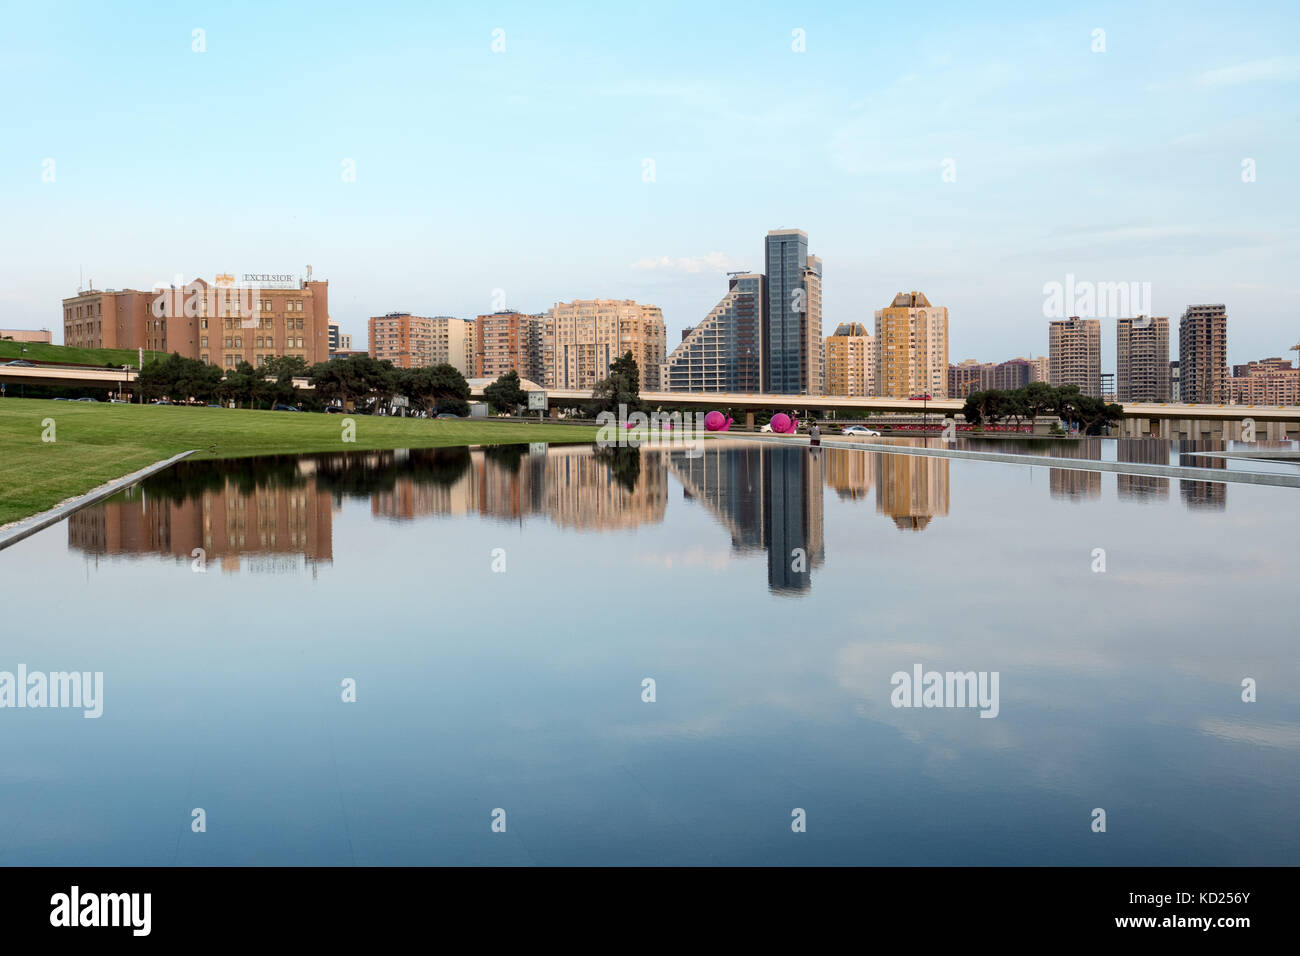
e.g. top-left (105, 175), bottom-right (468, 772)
top-left (2, 2), bottom-right (1297, 368)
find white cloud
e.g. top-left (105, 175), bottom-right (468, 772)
top-left (630, 252), bottom-right (740, 274)
top-left (1198, 55), bottom-right (1300, 88)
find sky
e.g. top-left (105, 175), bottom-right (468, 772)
top-left (1, 0), bottom-right (1297, 371)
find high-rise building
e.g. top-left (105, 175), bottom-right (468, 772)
top-left (1170, 360), bottom-right (1181, 402)
top-left (1116, 315), bottom-right (1170, 402)
top-left (661, 274), bottom-right (763, 392)
top-left (475, 311), bottom-right (544, 382)
top-left (1048, 316), bottom-right (1101, 398)
top-left (367, 313), bottom-right (475, 374)
top-left (544, 299), bottom-right (665, 389)
top-left (824, 322), bottom-right (875, 396)
top-left (874, 291), bottom-right (948, 399)
top-left (1179, 304), bottom-right (1228, 404)
top-left (328, 322), bottom-right (341, 352)
top-left (62, 273), bottom-right (331, 369)
top-left (763, 230), bottom-right (823, 395)
top-left (339, 333), bottom-right (352, 350)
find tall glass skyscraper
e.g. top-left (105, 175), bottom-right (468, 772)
top-left (763, 229), bottom-right (822, 395)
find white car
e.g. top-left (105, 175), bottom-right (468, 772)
top-left (760, 423), bottom-right (773, 433)
top-left (842, 425), bottom-right (880, 437)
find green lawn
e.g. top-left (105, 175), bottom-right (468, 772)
top-left (0, 400), bottom-right (609, 526)
top-left (0, 340), bottom-right (167, 367)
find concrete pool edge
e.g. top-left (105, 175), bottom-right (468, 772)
top-left (731, 435), bottom-right (1300, 489)
top-left (0, 450), bottom-right (196, 553)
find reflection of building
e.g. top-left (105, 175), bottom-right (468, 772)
top-left (544, 299), bottom-right (666, 389)
top-left (824, 322), bottom-right (875, 397)
top-left (875, 291), bottom-right (948, 399)
top-left (662, 274), bottom-right (764, 392)
top-left (369, 445), bottom-right (668, 530)
top-left (68, 467), bottom-right (333, 571)
top-left (667, 443), bottom-right (824, 594)
top-left (1178, 442), bottom-right (1227, 510)
top-left (1049, 438), bottom-right (1102, 500)
top-left (1179, 304), bottom-right (1228, 404)
top-left (875, 453), bottom-right (949, 530)
top-left (823, 447), bottom-right (874, 500)
top-left (1049, 316), bottom-right (1101, 398)
top-left (1116, 440), bottom-right (1169, 501)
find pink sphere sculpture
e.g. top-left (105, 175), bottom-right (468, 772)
top-left (704, 411), bottom-right (732, 432)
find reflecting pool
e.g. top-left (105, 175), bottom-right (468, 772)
top-left (1, 440), bottom-right (1296, 864)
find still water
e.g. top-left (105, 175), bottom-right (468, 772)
top-left (1, 440), bottom-right (1296, 864)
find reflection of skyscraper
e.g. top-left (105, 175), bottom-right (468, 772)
top-left (1049, 438), bottom-right (1102, 501)
top-left (1178, 441), bottom-right (1227, 510)
top-left (875, 453), bottom-right (949, 531)
top-left (667, 442), bottom-right (823, 593)
top-left (1116, 440), bottom-right (1169, 501)
top-left (764, 446), bottom-right (825, 593)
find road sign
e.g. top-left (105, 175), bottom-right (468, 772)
top-left (527, 390), bottom-right (547, 411)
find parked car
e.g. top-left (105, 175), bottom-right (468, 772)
top-left (272, 404), bottom-right (300, 412)
top-left (3, 359), bottom-right (35, 367)
top-left (435, 412), bottom-right (463, 420)
top-left (324, 406), bottom-right (347, 414)
top-left (842, 424), bottom-right (880, 436)
top-left (74, 397), bottom-right (99, 402)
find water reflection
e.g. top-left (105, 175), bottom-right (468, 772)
top-left (68, 439), bottom-right (1264, 590)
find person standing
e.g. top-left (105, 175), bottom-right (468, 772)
top-left (809, 421), bottom-right (821, 446)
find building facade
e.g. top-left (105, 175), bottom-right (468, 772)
top-left (1179, 304), bottom-right (1228, 404)
top-left (875, 291), bottom-right (948, 399)
top-left (763, 230), bottom-right (823, 395)
top-left (1048, 316), bottom-right (1101, 398)
top-left (824, 322), bottom-right (875, 396)
top-left (63, 274), bottom-right (330, 368)
top-left (1, 329), bottom-right (52, 344)
top-left (1116, 315), bottom-right (1170, 402)
top-left (661, 274), bottom-right (764, 392)
top-left (948, 359), bottom-right (995, 398)
top-left (544, 299), bottom-right (665, 390)
top-left (1228, 358), bottom-right (1300, 405)
top-left (475, 310), bottom-right (544, 382)
top-left (368, 313), bottom-right (475, 374)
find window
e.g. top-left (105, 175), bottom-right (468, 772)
top-left (234, 336), bottom-right (242, 348)
top-left (201, 336), bottom-right (208, 348)
top-left (224, 337), bottom-right (232, 348)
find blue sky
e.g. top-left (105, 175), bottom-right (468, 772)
top-left (1, 0), bottom-right (1297, 369)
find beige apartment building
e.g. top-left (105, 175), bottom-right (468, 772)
top-left (1116, 315), bottom-right (1170, 402)
top-left (544, 299), bottom-right (665, 389)
top-left (1228, 357), bottom-right (1300, 405)
top-left (1, 329), bottom-right (52, 344)
top-left (824, 322), bottom-right (875, 396)
top-left (874, 291), bottom-right (948, 399)
top-left (368, 313), bottom-right (475, 375)
top-left (1179, 304), bottom-right (1228, 404)
top-left (475, 310), bottom-right (544, 382)
top-left (1048, 316), bottom-right (1101, 398)
top-left (63, 274), bottom-right (330, 368)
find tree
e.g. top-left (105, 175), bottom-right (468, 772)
top-left (400, 363), bottom-right (469, 416)
top-left (220, 361), bottom-right (260, 408)
top-left (588, 351), bottom-right (641, 416)
top-left (1019, 381), bottom-right (1056, 424)
top-left (483, 370), bottom-right (527, 414)
top-left (309, 355), bottom-right (398, 410)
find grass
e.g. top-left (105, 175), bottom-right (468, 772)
top-left (0, 399), bottom-right (609, 526)
top-left (0, 340), bottom-right (167, 367)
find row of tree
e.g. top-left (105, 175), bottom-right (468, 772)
top-left (961, 382), bottom-right (1123, 435)
top-left (137, 353), bottom-right (479, 415)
